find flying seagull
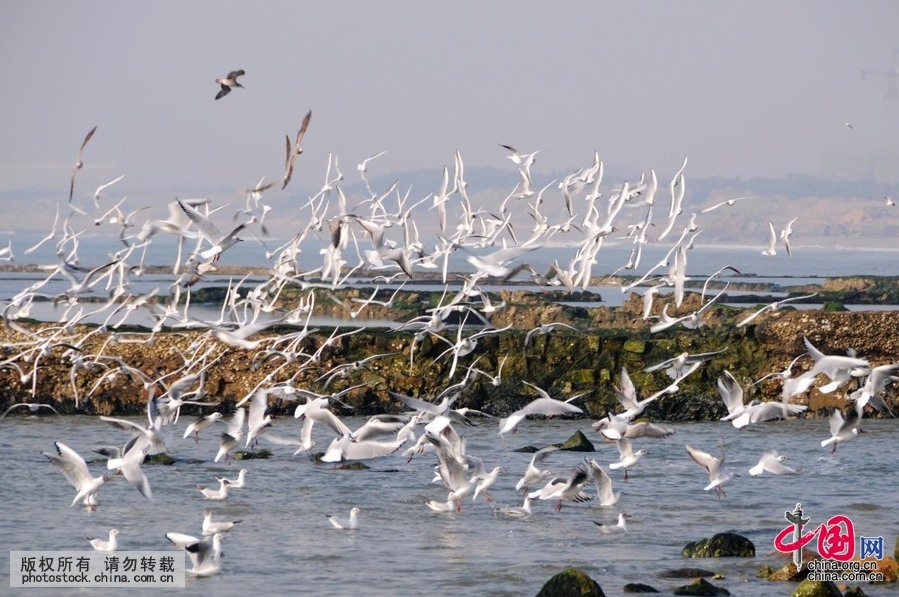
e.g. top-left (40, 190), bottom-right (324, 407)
top-left (283, 109), bottom-right (312, 189)
top-left (215, 70), bottom-right (245, 100)
top-left (68, 125), bottom-right (98, 202)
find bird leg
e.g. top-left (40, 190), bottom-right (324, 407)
top-left (554, 500), bottom-right (562, 513)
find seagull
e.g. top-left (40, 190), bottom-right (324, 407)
top-left (326, 507), bottom-right (360, 530)
top-left (820, 408), bottom-right (864, 454)
top-left (528, 463), bottom-right (592, 512)
top-left (473, 466), bottom-right (506, 502)
top-left (216, 469), bottom-right (247, 489)
top-left (523, 322), bottom-right (579, 349)
top-left (215, 69), bottom-right (245, 100)
top-left (87, 528), bottom-right (119, 552)
top-left (182, 412), bottom-right (224, 444)
top-left (748, 450), bottom-right (797, 476)
top-left (761, 221), bottom-right (777, 256)
top-left (842, 122), bottom-right (854, 129)
top-left (850, 363), bottom-right (899, 416)
top-left (167, 532), bottom-right (225, 576)
top-left (592, 413), bottom-right (674, 441)
top-left (43, 441), bottom-right (112, 508)
top-left (0, 402), bottom-right (62, 420)
top-left (885, 195), bottom-right (896, 207)
top-left (730, 400), bottom-right (808, 430)
top-left (515, 445), bottom-right (558, 493)
top-left (644, 349), bottom-right (726, 380)
top-left (282, 109), bottom-right (312, 189)
top-left (68, 125), bottom-right (97, 203)
top-left (685, 443), bottom-right (737, 499)
top-left (780, 217), bottom-right (798, 257)
top-left (699, 196), bottom-right (756, 214)
top-left (585, 458), bottom-right (620, 506)
top-left (592, 513), bottom-right (628, 534)
top-left (736, 293), bottom-right (819, 328)
top-left (202, 510), bottom-right (241, 535)
top-left (608, 437), bottom-right (648, 481)
top-left (716, 370), bottom-right (751, 422)
top-left (177, 199), bottom-right (248, 261)
top-left (498, 382), bottom-right (586, 435)
top-left (197, 478), bottom-right (230, 500)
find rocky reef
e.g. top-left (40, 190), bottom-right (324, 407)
top-left (1, 286), bottom-right (897, 419)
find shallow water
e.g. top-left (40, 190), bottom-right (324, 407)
top-left (1, 414), bottom-right (896, 596)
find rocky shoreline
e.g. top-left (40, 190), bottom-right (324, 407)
top-left (2, 286), bottom-right (896, 419)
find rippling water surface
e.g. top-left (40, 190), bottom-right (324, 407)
top-left (1, 415), bottom-right (896, 596)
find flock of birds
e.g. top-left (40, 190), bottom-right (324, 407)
top-left (1, 69), bottom-right (897, 578)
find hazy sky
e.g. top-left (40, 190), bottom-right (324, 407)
top-left (2, 1), bottom-right (898, 202)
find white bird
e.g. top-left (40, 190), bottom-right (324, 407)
top-left (820, 409), bottom-right (863, 454)
top-left (731, 400), bottom-right (807, 430)
top-left (761, 221), bottom-right (777, 256)
top-left (326, 507), bottom-right (360, 530)
top-left (645, 349), bottom-right (726, 380)
top-left (717, 370), bottom-right (749, 421)
top-left (44, 441), bottom-right (112, 508)
top-left (528, 463), bottom-right (592, 512)
top-left (88, 528), bottom-right (119, 551)
top-left (216, 469), bottom-right (247, 489)
top-left (177, 198), bottom-right (248, 261)
top-left (736, 293), bottom-right (818, 328)
top-left (182, 412), bottom-right (224, 444)
top-left (202, 510), bottom-right (241, 535)
top-left (608, 438), bottom-right (648, 481)
top-left (592, 512), bottom-right (628, 534)
top-left (783, 337), bottom-right (870, 399)
top-left (498, 382), bottom-right (585, 435)
top-left (197, 478), bottom-right (230, 500)
top-left (699, 196), bottom-right (756, 214)
top-left (245, 390), bottom-right (273, 447)
top-left (585, 458), bottom-right (620, 506)
top-left (850, 363), bottom-right (899, 416)
top-left (215, 407), bottom-right (245, 463)
top-left (167, 532), bottom-right (224, 576)
top-left (473, 466), bottom-right (506, 502)
top-left (685, 443), bottom-right (737, 499)
top-left (523, 322), bottom-right (579, 349)
top-left (515, 445), bottom-right (558, 493)
top-left (748, 450), bottom-right (797, 476)
top-left (493, 496), bottom-right (535, 518)
top-left (780, 217), bottom-right (798, 257)
top-left (592, 413), bottom-right (674, 441)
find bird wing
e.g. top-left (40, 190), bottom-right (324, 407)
top-left (685, 444), bottom-right (719, 476)
top-left (45, 441), bottom-right (93, 491)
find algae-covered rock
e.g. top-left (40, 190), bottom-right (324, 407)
top-left (761, 561), bottom-right (808, 582)
top-left (672, 577), bottom-right (730, 596)
top-left (143, 453), bottom-right (176, 465)
top-left (338, 462), bottom-right (370, 470)
top-left (536, 567), bottom-right (605, 597)
top-left (623, 339), bottom-right (647, 354)
top-left (790, 579), bottom-right (842, 597)
top-left (557, 430), bottom-right (595, 452)
top-left (682, 533), bottom-right (755, 558)
top-left (623, 583), bottom-right (659, 593)
top-left (660, 568), bottom-right (717, 578)
top-left (232, 449), bottom-right (272, 460)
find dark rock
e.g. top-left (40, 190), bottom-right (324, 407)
top-left (660, 568), bottom-right (717, 578)
top-left (515, 446), bottom-right (540, 453)
top-left (623, 582), bottom-right (660, 593)
top-left (536, 567), bottom-right (605, 597)
top-left (143, 453), bottom-right (176, 465)
top-left (682, 533), bottom-right (755, 558)
top-left (672, 577), bottom-right (730, 596)
top-left (232, 449), bottom-right (272, 460)
top-left (790, 579), bottom-right (842, 597)
top-left (762, 561), bottom-right (809, 581)
top-left (557, 430), bottom-right (595, 452)
top-left (842, 587), bottom-right (866, 597)
top-left (338, 462), bottom-right (370, 470)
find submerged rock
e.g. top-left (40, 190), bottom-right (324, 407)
top-left (232, 449), bottom-right (272, 460)
top-left (790, 579), bottom-right (842, 597)
top-left (623, 583), bottom-right (660, 593)
top-left (536, 567), bottom-right (605, 597)
top-left (660, 568), bottom-right (717, 578)
top-left (682, 533), bottom-right (755, 558)
top-left (557, 430), bottom-right (596, 451)
top-left (672, 578), bottom-right (730, 596)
